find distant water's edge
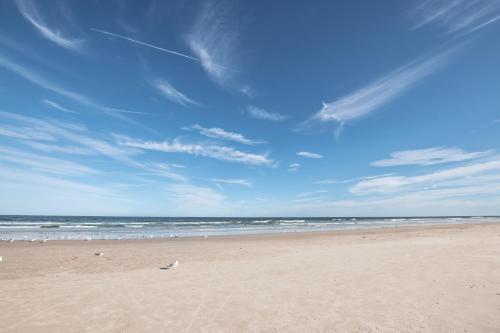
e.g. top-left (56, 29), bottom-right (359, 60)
top-left (1, 215), bottom-right (499, 241)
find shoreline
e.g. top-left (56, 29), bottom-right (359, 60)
top-left (2, 218), bottom-right (499, 242)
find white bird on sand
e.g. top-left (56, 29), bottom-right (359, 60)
top-left (9, 239), bottom-right (14, 243)
top-left (95, 252), bottom-right (104, 256)
top-left (162, 260), bottom-right (179, 270)
top-left (0, 256), bottom-right (3, 262)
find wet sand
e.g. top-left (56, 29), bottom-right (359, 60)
top-left (1, 223), bottom-right (500, 332)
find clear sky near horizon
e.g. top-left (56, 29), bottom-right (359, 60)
top-left (0, 0), bottom-right (499, 216)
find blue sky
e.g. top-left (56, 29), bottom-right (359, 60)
top-left (0, 0), bottom-right (499, 216)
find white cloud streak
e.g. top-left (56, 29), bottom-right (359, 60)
top-left (15, 0), bottom-right (84, 51)
top-left (288, 163), bottom-right (300, 172)
top-left (0, 54), bottom-right (94, 106)
top-left (23, 141), bottom-right (93, 155)
top-left (350, 157), bottom-right (500, 195)
top-left (140, 162), bottom-right (188, 182)
top-left (316, 174), bottom-right (394, 185)
top-left (371, 147), bottom-right (491, 167)
top-left (185, 1), bottom-right (238, 87)
top-left (297, 151), bottom-right (323, 159)
top-left (297, 190), bottom-right (328, 198)
top-left (410, 0), bottom-right (500, 37)
top-left (309, 49), bottom-right (455, 126)
top-left (246, 105), bottom-right (288, 122)
top-left (210, 178), bottom-right (253, 188)
top-left (0, 55), bottom-right (152, 129)
top-left (184, 124), bottom-right (264, 145)
top-left (0, 125), bottom-right (55, 141)
top-left (0, 111), bottom-right (187, 182)
top-left (43, 99), bottom-right (77, 113)
top-left (116, 136), bottom-right (276, 167)
top-left (153, 79), bottom-right (199, 107)
top-left (166, 184), bottom-right (226, 214)
top-left (0, 145), bottom-right (97, 176)
top-left (104, 107), bottom-right (148, 115)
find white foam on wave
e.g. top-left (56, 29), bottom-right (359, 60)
top-left (59, 225), bottom-right (97, 228)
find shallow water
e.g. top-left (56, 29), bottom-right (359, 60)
top-left (0, 215), bottom-right (499, 240)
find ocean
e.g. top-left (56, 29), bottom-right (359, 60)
top-left (1, 215), bottom-right (499, 241)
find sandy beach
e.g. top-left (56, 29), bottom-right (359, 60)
top-left (1, 223), bottom-right (500, 332)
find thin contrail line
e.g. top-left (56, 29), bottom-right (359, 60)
top-left (90, 28), bottom-right (200, 62)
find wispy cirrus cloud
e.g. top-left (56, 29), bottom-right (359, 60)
top-left (371, 147), bottom-right (492, 167)
top-left (245, 105), bottom-right (288, 122)
top-left (286, 188), bottom-right (500, 217)
top-left (316, 174), bottom-right (394, 185)
top-left (23, 141), bottom-right (93, 155)
top-left (409, 0), bottom-right (500, 37)
top-left (0, 145), bottom-right (97, 176)
top-left (104, 107), bottom-right (148, 115)
top-left (297, 190), bottom-right (328, 198)
top-left (210, 178), bottom-right (253, 188)
top-left (15, 0), bottom-right (84, 52)
top-left (350, 157), bottom-right (500, 195)
top-left (0, 55), bottom-right (153, 129)
top-left (0, 125), bottom-right (55, 141)
top-left (0, 166), bottom-right (115, 199)
top-left (0, 111), bottom-right (138, 163)
top-left (288, 163), bottom-right (300, 172)
top-left (139, 162), bottom-right (188, 182)
top-left (184, 124), bottom-right (264, 145)
top-left (0, 111), bottom-right (187, 182)
top-left (305, 48), bottom-right (457, 133)
top-left (240, 85), bottom-right (256, 98)
top-left (297, 151), bottom-right (323, 159)
top-left (0, 54), bottom-right (94, 106)
top-left (153, 79), bottom-right (199, 107)
top-left (166, 184), bottom-right (226, 214)
top-left (185, 0), bottom-right (239, 88)
top-left (43, 99), bottom-right (77, 114)
top-left (115, 136), bottom-right (276, 167)
top-left (90, 26), bottom-right (245, 93)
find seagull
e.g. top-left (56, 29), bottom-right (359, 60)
top-left (161, 260), bottom-right (179, 270)
top-left (94, 252), bottom-right (104, 256)
top-left (9, 239), bottom-right (14, 243)
top-left (0, 256), bottom-right (3, 262)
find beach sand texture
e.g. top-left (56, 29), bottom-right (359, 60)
top-left (1, 223), bottom-right (500, 332)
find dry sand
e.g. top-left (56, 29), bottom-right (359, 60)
top-left (1, 223), bottom-right (500, 332)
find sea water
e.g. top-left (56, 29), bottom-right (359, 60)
top-left (0, 215), bottom-right (499, 240)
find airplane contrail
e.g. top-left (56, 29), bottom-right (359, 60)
top-left (90, 28), bottom-right (200, 62)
